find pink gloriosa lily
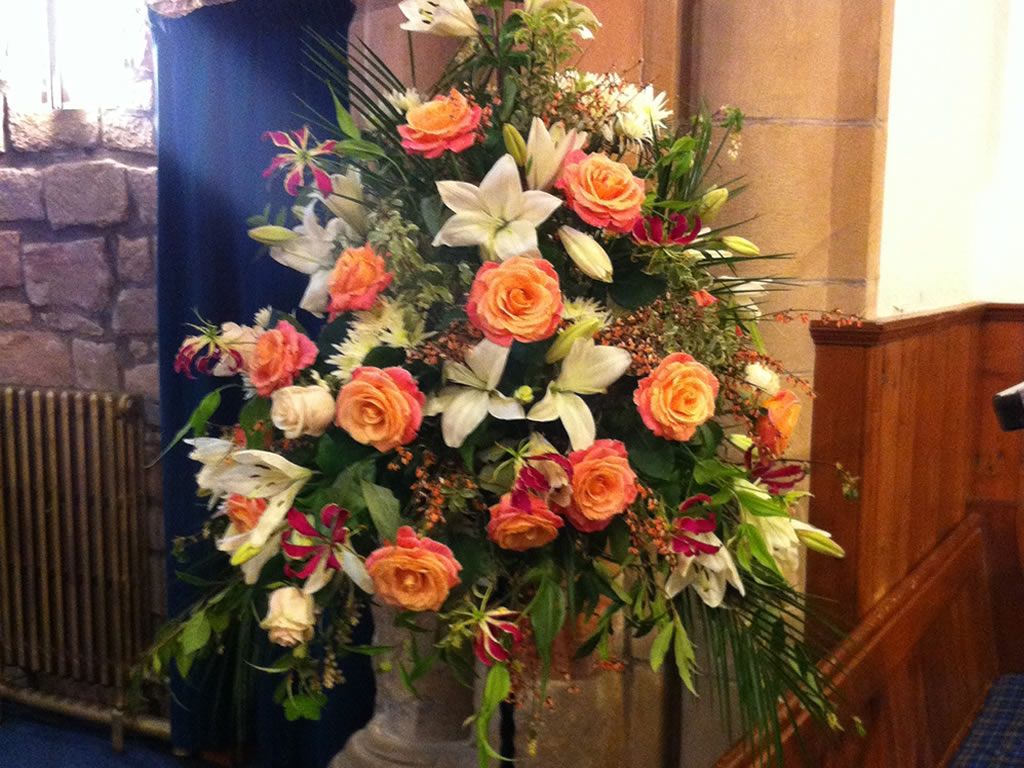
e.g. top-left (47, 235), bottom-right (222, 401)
top-left (474, 608), bottom-right (524, 666)
top-left (512, 452), bottom-right (572, 510)
top-left (632, 213), bottom-right (702, 247)
top-left (263, 127), bottom-right (337, 196)
top-left (282, 505), bottom-right (371, 594)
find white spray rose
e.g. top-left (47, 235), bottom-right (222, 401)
top-left (260, 587), bottom-right (315, 647)
top-left (744, 363), bottom-right (781, 395)
top-left (271, 385), bottom-right (336, 439)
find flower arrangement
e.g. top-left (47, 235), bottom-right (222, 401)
top-left (143, 0), bottom-right (854, 762)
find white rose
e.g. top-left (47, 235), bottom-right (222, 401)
top-left (271, 385), bottom-right (336, 439)
top-left (260, 587), bottom-right (315, 647)
top-left (744, 363), bottom-right (781, 395)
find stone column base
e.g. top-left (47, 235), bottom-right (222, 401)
top-left (331, 719), bottom-right (477, 768)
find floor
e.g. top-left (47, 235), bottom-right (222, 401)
top-left (951, 675), bottom-right (1024, 767)
top-left (0, 706), bottom-right (191, 768)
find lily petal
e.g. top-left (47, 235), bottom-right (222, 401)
top-left (488, 393), bottom-right (526, 421)
top-left (441, 387), bottom-right (491, 448)
top-left (558, 339), bottom-right (632, 394)
top-left (556, 392), bottom-right (596, 450)
top-left (465, 339), bottom-right (510, 390)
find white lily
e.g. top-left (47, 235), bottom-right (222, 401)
top-left (425, 339), bottom-right (525, 448)
top-left (188, 438), bottom-right (313, 552)
top-left (323, 168), bottom-right (368, 236)
top-left (526, 118), bottom-right (587, 190)
top-left (269, 203), bottom-right (354, 316)
top-left (557, 225), bottom-right (613, 282)
top-left (434, 154), bottom-right (562, 261)
top-left (528, 338), bottom-right (631, 450)
top-left (399, 0), bottom-right (479, 37)
top-left (665, 530), bottom-right (745, 608)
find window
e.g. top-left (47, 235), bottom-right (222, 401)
top-left (0, 0), bottom-right (150, 111)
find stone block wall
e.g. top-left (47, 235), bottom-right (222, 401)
top-left (0, 89), bottom-right (165, 619)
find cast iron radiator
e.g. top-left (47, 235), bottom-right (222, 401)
top-left (0, 387), bottom-right (168, 747)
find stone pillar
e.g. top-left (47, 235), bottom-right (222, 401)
top-left (513, 616), bottom-right (665, 767)
top-left (332, 605), bottom-right (478, 768)
top-left (684, 0), bottom-right (895, 463)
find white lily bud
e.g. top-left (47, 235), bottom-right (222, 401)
top-left (557, 226), bottom-right (613, 282)
top-left (722, 235), bottom-right (760, 256)
top-left (698, 187), bottom-right (728, 223)
top-left (545, 318), bottom-right (601, 363)
top-left (248, 225), bottom-right (298, 246)
top-left (744, 362), bottom-right (781, 395)
top-left (797, 528), bottom-right (846, 558)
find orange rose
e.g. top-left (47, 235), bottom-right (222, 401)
top-left (398, 89), bottom-right (482, 159)
top-left (365, 526), bottom-right (462, 612)
top-left (487, 494), bottom-right (564, 551)
top-left (248, 321), bottom-right (318, 397)
top-left (336, 366), bottom-right (425, 452)
top-left (466, 256), bottom-right (564, 346)
top-left (563, 440), bottom-right (638, 532)
top-left (327, 244), bottom-right (393, 319)
top-left (755, 389), bottom-right (801, 458)
top-left (557, 150), bottom-right (645, 234)
top-left (634, 352), bottom-right (719, 442)
top-left (224, 494), bottom-right (267, 533)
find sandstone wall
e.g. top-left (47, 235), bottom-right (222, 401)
top-left (0, 80), bottom-right (165, 616)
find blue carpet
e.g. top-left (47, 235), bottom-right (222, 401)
top-left (0, 710), bottom-right (185, 768)
top-left (952, 675), bottom-right (1024, 767)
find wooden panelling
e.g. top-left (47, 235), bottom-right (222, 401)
top-left (716, 516), bottom-right (997, 768)
top-left (808, 307), bottom-right (984, 623)
top-left (718, 303), bottom-right (1023, 767)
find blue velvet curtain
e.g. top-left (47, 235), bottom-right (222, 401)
top-left (150, 1), bottom-right (373, 764)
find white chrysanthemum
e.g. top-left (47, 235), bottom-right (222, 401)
top-left (387, 87), bottom-right (424, 113)
top-left (562, 297), bottom-right (612, 329)
top-left (327, 333), bottom-right (378, 381)
top-left (325, 300), bottom-right (431, 380)
top-left (253, 306), bottom-right (273, 329)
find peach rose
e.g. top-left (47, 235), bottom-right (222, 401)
top-left (755, 389), bottom-right (801, 458)
top-left (557, 150), bottom-right (645, 234)
top-left (336, 366), bottom-right (425, 452)
top-left (634, 352), bottom-right (719, 442)
top-left (466, 256), bottom-right (564, 346)
top-left (327, 245), bottom-right (393, 319)
top-left (366, 526), bottom-right (462, 612)
top-left (398, 89), bottom-right (482, 159)
top-left (249, 321), bottom-right (318, 397)
top-left (563, 440), bottom-right (638, 532)
top-left (260, 586), bottom-right (315, 647)
top-left (487, 494), bottom-right (564, 551)
top-left (224, 494), bottom-right (267, 533)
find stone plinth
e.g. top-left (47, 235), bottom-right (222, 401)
top-left (332, 605), bottom-right (477, 768)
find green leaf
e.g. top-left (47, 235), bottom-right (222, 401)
top-left (239, 396), bottom-right (272, 444)
top-left (609, 267), bottom-right (665, 309)
top-left (529, 577), bottom-right (566, 671)
top-left (627, 432), bottom-right (677, 481)
top-left (337, 138), bottom-right (387, 161)
top-left (283, 692), bottom-right (326, 722)
top-left (180, 611), bottom-right (211, 656)
top-left (362, 480), bottom-right (402, 540)
top-left (315, 431), bottom-right (370, 477)
top-left (329, 84), bottom-right (361, 139)
top-left (649, 620), bottom-right (673, 672)
top-left (482, 662), bottom-right (511, 713)
top-left (607, 518), bottom-right (632, 563)
top-left (672, 616), bottom-right (696, 693)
